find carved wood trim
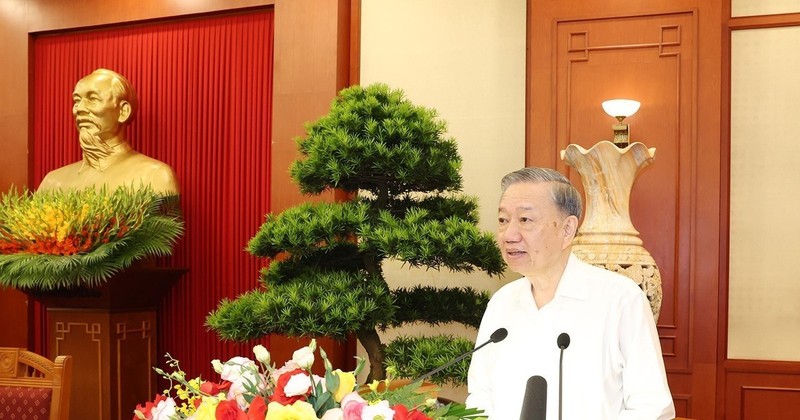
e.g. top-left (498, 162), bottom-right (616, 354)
top-left (53, 321), bottom-right (103, 416)
top-left (555, 11), bottom-right (696, 373)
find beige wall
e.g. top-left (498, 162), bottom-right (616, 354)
top-left (359, 0), bottom-right (526, 397)
top-left (728, 25), bottom-right (800, 361)
top-left (732, 0), bottom-right (800, 17)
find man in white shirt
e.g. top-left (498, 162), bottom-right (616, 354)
top-left (466, 167), bottom-right (674, 419)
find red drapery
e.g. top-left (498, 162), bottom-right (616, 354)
top-left (30, 9), bottom-right (274, 380)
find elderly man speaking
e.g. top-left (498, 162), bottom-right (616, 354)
top-left (466, 167), bottom-right (674, 419)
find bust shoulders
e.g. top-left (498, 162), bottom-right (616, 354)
top-left (38, 150), bottom-right (179, 195)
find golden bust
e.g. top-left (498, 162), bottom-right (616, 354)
top-left (38, 68), bottom-right (179, 195)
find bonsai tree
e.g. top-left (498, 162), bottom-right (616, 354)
top-left (207, 83), bottom-right (505, 385)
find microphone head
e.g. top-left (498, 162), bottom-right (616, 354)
top-left (519, 375), bottom-right (547, 420)
top-left (557, 332), bottom-right (570, 349)
top-left (490, 327), bottom-right (508, 343)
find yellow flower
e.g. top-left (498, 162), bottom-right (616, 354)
top-left (265, 400), bottom-right (318, 420)
top-left (367, 380), bottom-right (381, 392)
top-left (192, 396), bottom-right (220, 420)
top-left (331, 369), bottom-right (356, 402)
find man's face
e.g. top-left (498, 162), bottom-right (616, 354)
top-left (497, 181), bottom-right (574, 278)
top-left (72, 74), bottom-right (123, 140)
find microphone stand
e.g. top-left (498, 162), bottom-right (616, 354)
top-left (559, 347), bottom-right (565, 420)
top-left (557, 332), bottom-right (570, 420)
top-left (411, 327), bottom-right (508, 384)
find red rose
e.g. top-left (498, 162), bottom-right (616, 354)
top-left (215, 400), bottom-right (248, 420)
top-left (133, 394), bottom-right (167, 420)
top-left (270, 368), bottom-right (310, 405)
top-left (392, 404), bottom-right (433, 420)
top-left (247, 396), bottom-right (267, 420)
top-left (200, 380), bottom-right (232, 395)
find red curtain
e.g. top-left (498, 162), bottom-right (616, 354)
top-left (31, 9), bottom-right (274, 380)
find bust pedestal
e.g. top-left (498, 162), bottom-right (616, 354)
top-left (561, 141), bottom-right (662, 320)
top-left (29, 267), bottom-right (186, 420)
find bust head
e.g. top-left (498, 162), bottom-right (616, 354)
top-left (72, 68), bottom-right (138, 152)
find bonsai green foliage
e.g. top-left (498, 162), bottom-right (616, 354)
top-left (207, 83), bottom-right (505, 384)
top-left (384, 335), bottom-right (476, 386)
top-left (390, 286), bottom-right (490, 330)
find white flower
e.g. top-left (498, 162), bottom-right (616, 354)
top-left (292, 344), bottom-right (315, 369)
top-left (227, 370), bottom-right (267, 410)
top-left (220, 356), bottom-right (257, 382)
top-left (151, 397), bottom-right (177, 420)
top-left (211, 359), bottom-right (224, 374)
top-left (361, 400), bottom-right (395, 420)
top-left (271, 360), bottom-right (300, 384)
top-left (284, 372), bottom-right (312, 397)
top-left (253, 344), bottom-right (271, 365)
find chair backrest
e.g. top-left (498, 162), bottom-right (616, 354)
top-left (0, 348), bottom-right (72, 420)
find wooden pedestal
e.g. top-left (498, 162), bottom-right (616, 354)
top-left (30, 267), bottom-right (186, 420)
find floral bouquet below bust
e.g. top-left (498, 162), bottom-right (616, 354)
top-left (0, 185), bottom-right (183, 291)
top-left (134, 340), bottom-right (485, 420)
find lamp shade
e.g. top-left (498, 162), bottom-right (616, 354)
top-left (601, 99), bottom-right (641, 118)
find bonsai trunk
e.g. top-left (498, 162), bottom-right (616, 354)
top-left (356, 328), bottom-right (386, 381)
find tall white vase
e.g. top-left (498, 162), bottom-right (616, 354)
top-left (561, 140), bottom-right (663, 321)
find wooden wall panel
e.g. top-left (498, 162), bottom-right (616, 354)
top-left (529, 1), bottom-right (723, 418)
top-left (554, 12), bottom-right (695, 372)
top-left (724, 361), bottom-right (800, 420)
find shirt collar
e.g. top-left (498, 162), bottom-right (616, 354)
top-left (516, 253), bottom-right (589, 310)
top-left (554, 253), bottom-right (589, 301)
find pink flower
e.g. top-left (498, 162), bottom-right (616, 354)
top-left (339, 391), bottom-right (366, 409)
top-left (341, 392), bottom-right (367, 420)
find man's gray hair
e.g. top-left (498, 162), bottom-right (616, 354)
top-left (88, 68), bottom-right (138, 120)
top-left (500, 167), bottom-right (583, 219)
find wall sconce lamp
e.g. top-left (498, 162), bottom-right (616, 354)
top-left (601, 99), bottom-right (640, 147)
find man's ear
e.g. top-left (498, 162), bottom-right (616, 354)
top-left (118, 101), bottom-right (132, 124)
top-left (562, 215), bottom-right (579, 247)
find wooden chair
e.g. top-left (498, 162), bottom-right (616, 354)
top-left (0, 348), bottom-right (72, 420)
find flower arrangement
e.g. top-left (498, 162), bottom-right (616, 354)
top-left (134, 340), bottom-right (485, 420)
top-left (0, 185), bottom-right (183, 291)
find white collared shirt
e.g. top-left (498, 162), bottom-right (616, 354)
top-left (466, 254), bottom-right (675, 419)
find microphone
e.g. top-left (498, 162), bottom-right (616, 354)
top-left (519, 375), bottom-right (547, 420)
top-left (557, 332), bottom-right (570, 420)
top-left (412, 327), bottom-right (507, 384)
